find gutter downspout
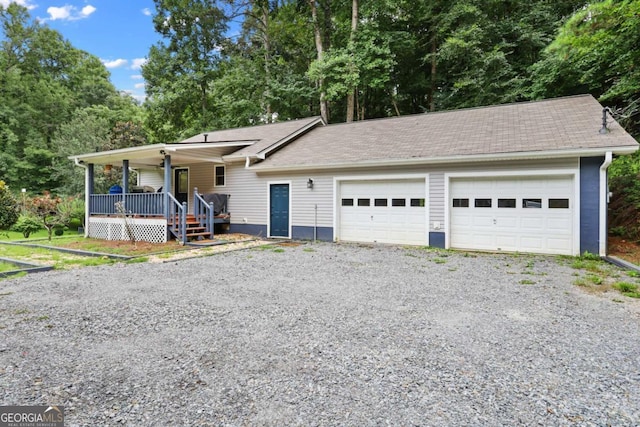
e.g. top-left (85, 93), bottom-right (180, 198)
top-left (74, 158), bottom-right (90, 238)
top-left (599, 151), bottom-right (613, 256)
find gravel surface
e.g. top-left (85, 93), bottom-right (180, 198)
top-left (1, 242), bottom-right (639, 426)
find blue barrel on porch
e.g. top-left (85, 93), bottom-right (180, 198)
top-left (109, 184), bottom-right (123, 194)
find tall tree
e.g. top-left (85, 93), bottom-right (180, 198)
top-left (143, 0), bottom-right (230, 140)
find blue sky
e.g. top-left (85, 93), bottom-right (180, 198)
top-left (1, 0), bottom-right (161, 102)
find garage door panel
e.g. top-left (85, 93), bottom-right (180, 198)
top-left (450, 176), bottom-right (574, 255)
top-left (339, 180), bottom-right (426, 245)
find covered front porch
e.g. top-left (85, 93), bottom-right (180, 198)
top-left (71, 141), bottom-right (244, 244)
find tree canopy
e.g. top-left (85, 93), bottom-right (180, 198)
top-left (2, 0), bottom-right (640, 200)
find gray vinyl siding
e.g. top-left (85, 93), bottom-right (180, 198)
top-left (429, 172), bottom-right (444, 232)
top-left (138, 169), bottom-right (164, 190)
top-left (144, 157), bottom-right (581, 240)
top-left (225, 164), bottom-right (334, 227)
top-left (188, 163), bottom-right (215, 195)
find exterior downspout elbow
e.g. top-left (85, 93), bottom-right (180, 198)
top-left (245, 156), bottom-right (251, 168)
top-left (599, 151), bottom-right (613, 256)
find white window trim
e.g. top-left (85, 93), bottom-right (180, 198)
top-left (214, 165), bottom-right (226, 187)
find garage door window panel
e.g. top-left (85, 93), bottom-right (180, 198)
top-left (392, 198), bottom-right (406, 207)
top-left (474, 198), bottom-right (492, 208)
top-left (498, 199), bottom-right (516, 208)
top-left (523, 198), bottom-right (542, 208)
top-left (358, 198), bottom-right (370, 207)
top-left (341, 198), bottom-right (354, 206)
top-left (411, 198), bottom-right (425, 207)
top-left (549, 198), bottom-right (569, 209)
top-left (453, 198), bottom-right (469, 208)
top-left (375, 198), bottom-right (388, 207)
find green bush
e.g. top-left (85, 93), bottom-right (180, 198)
top-left (11, 215), bottom-right (42, 238)
top-left (68, 218), bottom-right (82, 230)
top-left (0, 181), bottom-right (19, 230)
top-left (54, 227), bottom-right (64, 236)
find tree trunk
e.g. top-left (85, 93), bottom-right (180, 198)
top-left (345, 0), bottom-right (358, 123)
top-left (261, 1), bottom-right (272, 122)
top-left (429, 36), bottom-right (437, 112)
top-left (310, 0), bottom-right (328, 123)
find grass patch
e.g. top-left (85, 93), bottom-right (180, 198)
top-left (573, 277), bottom-right (589, 287)
top-left (586, 274), bottom-right (603, 285)
top-left (303, 247), bottom-right (316, 253)
top-left (252, 244), bottom-right (277, 251)
top-left (519, 279), bottom-right (536, 285)
top-left (272, 248), bottom-right (285, 253)
top-left (433, 257), bottom-right (447, 264)
top-left (612, 282), bottom-right (640, 298)
top-left (14, 308), bottom-right (29, 315)
top-left (126, 257), bottom-right (149, 264)
top-left (0, 261), bottom-right (19, 273)
top-left (37, 315), bottom-right (49, 321)
top-left (0, 229), bottom-right (51, 241)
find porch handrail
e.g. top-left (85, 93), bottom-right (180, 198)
top-left (89, 193), bottom-right (164, 216)
top-left (193, 187), bottom-right (215, 239)
top-left (167, 192), bottom-right (187, 245)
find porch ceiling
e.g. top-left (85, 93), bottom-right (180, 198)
top-left (69, 141), bottom-right (256, 168)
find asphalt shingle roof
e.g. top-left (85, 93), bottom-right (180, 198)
top-left (254, 95), bottom-right (638, 170)
top-left (178, 116), bottom-right (322, 157)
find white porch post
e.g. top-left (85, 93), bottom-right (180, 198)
top-left (163, 155), bottom-right (171, 218)
top-left (86, 163), bottom-right (94, 238)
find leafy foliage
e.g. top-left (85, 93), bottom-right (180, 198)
top-left (0, 180), bottom-right (19, 230)
top-left (11, 214), bottom-right (42, 238)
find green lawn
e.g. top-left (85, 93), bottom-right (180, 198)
top-left (0, 261), bottom-right (20, 273)
top-left (0, 229), bottom-right (51, 240)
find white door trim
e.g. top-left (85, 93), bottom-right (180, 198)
top-left (267, 180), bottom-right (292, 239)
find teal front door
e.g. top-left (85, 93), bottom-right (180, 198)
top-left (269, 183), bottom-right (290, 237)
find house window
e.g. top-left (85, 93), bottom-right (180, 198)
top-left (474, 198), bottom-right (492, 208)
top-left (374, 198), bottom-right (388, 207)
top-left (214, 165), bottom-right (225, 187)
top-left (453, 198), bottom-right (469, 208)
top-left (341, 198), bottom-right (354, 206)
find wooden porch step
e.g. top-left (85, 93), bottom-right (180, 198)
top-left (183, 231), bottom-right (213, 238)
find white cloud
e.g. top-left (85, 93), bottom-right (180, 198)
top-left (134, 83), bottom-right (146, 89)
top-left (81, 5), bottom-right (96, 17)
top-left (102, 58), bottom-right (128, 69)
top-left (131, 75), bottom-right (144, 80)
top-left (131, 58), bottom-right (147, 70)
top-left (44, 4), bottom-right (96, 22)
top-left (0, 0), bottom-right (36, 9)
top-left (142, 8), bottom-right (152, 16)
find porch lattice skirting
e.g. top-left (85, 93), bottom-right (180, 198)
top-left (88, 217), bottom-right (167, 244)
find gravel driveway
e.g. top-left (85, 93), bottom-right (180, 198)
top-left (1, 243), bottom-right (639, 426)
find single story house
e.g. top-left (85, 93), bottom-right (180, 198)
top-left (70, 94), bottom-right (639, 256)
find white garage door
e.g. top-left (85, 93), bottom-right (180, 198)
top-left (450, 176), bottom-right (574, 255)
top-left (339, 180), bottom-right (426, 245)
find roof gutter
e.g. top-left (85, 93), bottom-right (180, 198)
top-left (251, 146), bottom-right (638, 173)
top-left (599, 151), bottom-right (613, 256)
